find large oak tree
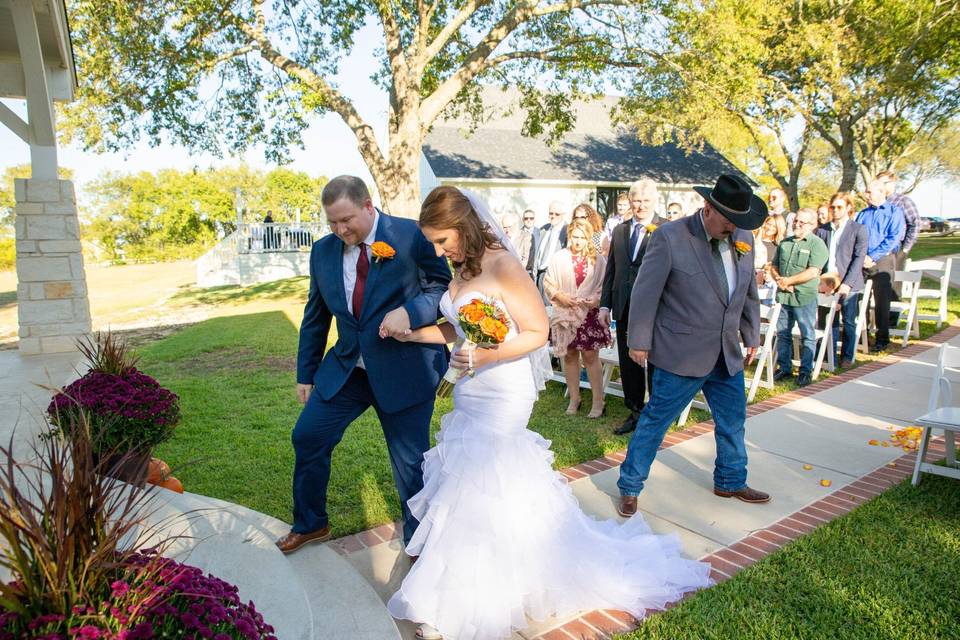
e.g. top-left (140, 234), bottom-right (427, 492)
top-left (63, 0), bottom-right (650, 217)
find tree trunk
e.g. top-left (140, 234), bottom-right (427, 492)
top-left (376, 115), bottom-right (425, 219)
top-left (785, 184), bottom-right (801, 212)
top-left (837, 122), bottom-right (859, 192)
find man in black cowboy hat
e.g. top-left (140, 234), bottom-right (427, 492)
top-left (616, 174), bottom-right (770, 517)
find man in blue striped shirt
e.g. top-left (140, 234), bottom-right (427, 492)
top-left (856, 180), bottom-right (905, 352)
top-left (878, 169), bottom-right (920, 267)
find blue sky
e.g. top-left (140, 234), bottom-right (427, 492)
top-left (1, 22), bottom-right (957, 216)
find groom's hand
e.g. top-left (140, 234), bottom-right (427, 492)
top-left (629, 349), bottom-right (648, 367)
top-left (379, 307), bottom-right (411, 339)
top-left (297, 384), bottom-right (314, 405)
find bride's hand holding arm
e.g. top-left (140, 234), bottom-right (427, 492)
top-left (395, 321), bottom-right (458, 344)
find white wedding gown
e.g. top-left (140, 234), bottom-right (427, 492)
top-left (386, 290), bottom-right (711, 639)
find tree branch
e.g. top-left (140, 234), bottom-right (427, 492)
top-left (228, 10), bottom-right (388, 181)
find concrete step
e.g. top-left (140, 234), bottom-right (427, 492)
top-left (143, 488), bottom-right (315, 640)
top-left (148, 489), bottom-right (402, 640)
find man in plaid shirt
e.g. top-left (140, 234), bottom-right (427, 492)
top-left (878, 170), bottom-right (919, 266)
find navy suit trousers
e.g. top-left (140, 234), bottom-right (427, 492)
top-left (291, 368), bottom-right (433, 545)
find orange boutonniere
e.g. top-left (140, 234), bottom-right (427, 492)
top-left (370, 241), bottom-right (396, 262)
top-left (645, 224), bottom-right (658, 233)
top-left (734, 240), bottom-right (751, 257)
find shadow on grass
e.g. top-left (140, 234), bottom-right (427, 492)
top-left (170, 276), bottom-right (309, 307)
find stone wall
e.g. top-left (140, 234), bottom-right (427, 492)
top-left (14, 179), bottom-right (92, 355)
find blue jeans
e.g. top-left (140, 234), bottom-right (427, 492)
top-left (832, 293), bottom-right (860, 364)
top-left (776, 302), bottom-right (818, 377)
top-left (618, 356), bottom-right (748, 496)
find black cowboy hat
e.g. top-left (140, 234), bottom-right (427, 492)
top-left (693, 174), bottom-right (768, 230)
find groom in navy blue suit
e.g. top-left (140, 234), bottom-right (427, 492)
top-left (276, 176), bottom-right (451, 554)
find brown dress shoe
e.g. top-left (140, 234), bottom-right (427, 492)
top-left (617, 495), bottom-right (638, 517)
top-left (275, 527), bottom-right (331, 554)
top-left (713, 486), bottom-right (771, 504)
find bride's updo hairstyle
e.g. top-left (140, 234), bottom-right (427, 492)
top-left (420, 186), bottom-right (503, 280)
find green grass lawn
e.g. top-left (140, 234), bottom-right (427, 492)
top-left (909, 233), bottom-right (960, 261)
top-left (620, 474), bottom-right (960, 640)
top-left (140, 272), bottom-right (960, 537)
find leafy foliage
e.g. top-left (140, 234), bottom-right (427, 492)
top-left (620, 0), bottom-right (960, 201)
top-left (83, 165), bottom-right (326, 262)
top-left (64, 0), bottom-right (654, 217)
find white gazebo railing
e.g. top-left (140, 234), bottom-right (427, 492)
top-left (196, 222), bottom-right (330, 288)
top-left (236, 222), bottom-right (329, 254)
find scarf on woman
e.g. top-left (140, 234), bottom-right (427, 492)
top-left (543, 248), bottom-right (606, 356)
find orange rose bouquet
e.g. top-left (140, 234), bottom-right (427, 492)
top-left (437, 296), bottom-right (511, 397)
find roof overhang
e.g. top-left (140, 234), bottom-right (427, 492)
top-left (0, 0), bottom-right (77, 102)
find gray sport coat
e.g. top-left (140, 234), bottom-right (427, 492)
top-left (627, 213), bottom-right (761, 378)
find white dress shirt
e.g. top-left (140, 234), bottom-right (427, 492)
top-left (827, 219), bottom-right (846, 274)
top-left (342, 209), bottom-right (380, 368)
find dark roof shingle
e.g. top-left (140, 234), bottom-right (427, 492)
top-left (424, 126), bottom-right (745, 185)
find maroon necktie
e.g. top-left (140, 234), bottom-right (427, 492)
top-left (352, 242), bottom-right (369, 319)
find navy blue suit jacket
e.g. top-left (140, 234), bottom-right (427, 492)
top-left (816, 220), bottom-right (869, 292)
top-left (296, 212), bottom-right (451, 413)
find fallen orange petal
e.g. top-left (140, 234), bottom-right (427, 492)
top-left (820, 479), bottom-right (832, 487)
top-left (868, 439), bottom-right (879, 446)
top-left (881, 441), bottom-right (890, 447)
top-left (887, 462), bottom-right (897, 468)
top-left (803, 464), bottom-right (813, 470)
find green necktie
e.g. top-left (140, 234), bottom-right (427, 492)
top-left (710, 238), bottom-right (728, 302)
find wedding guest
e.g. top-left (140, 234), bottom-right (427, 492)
top-left (602, 192), bottom-right (630, 255)
top-left (771, 208), bottom-right (829, 387)
top-left (617, 174), bottom-right (769, 517)
top-left (500, 212), bottom-right (521, 252)
top-left (754, 213), bottom-right (785, 301)
top-left (877, 170), bottom-right (919, 263)
top-left (544, 219), bottom-right (612, 419)
top-left (599, 178), bottom-right (663, 435)
top-left (816, 192), bottom-right (868, 367)
top-left (573, 203), bottom-right (605, 254)
top-left (856, 179), bottom-right (904, 353)
top-left (666, 202), bottom-right (685, 221)
top-left (768, 187), bottom-right (794, 234)
top-left (518, 209), bottom-right (539, 276)
top-left (817, 203), bottom-right (831, 229)
top-left (534, 202), bottom-right (568, 301)
top-left (759, 212), bottom-right (787, 258)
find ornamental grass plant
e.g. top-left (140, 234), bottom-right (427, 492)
top-left (0, 404), bottom-right (277, 639)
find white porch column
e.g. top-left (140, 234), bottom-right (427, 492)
top-left (14, 178), bottom-right (91, 354)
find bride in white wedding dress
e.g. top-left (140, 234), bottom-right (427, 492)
top-left (387, 186), bottom-right (711, 640)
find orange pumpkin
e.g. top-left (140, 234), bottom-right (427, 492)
top-left (147, 458), bottom-right (171, 485)
top-left (158, 476), bottom-right (183, 493)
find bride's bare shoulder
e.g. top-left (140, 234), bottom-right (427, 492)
top-left (487, 247), bottom-right (524, 275)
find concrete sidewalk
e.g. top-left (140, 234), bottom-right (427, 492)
top-left (0, 349), bottom-right (82, 461)
top-left (341, 330), bottom-right (960, 640)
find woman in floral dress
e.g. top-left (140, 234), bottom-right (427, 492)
top-left (544, 219), bottom-right (613, 418)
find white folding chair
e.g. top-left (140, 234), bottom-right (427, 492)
top-left (911, 343), bottom-right (960, 486)
top-left (747, 302), bottom-right (781, 402)
top-left (889, 271), bottom-right (922, 347)
top-left (905, 257), bottom-right (952, 335)
top-left (674, 307), bottom-right (779, 426)
top-left (790, 293), bottom-right (838, 380)
top-left (598, 343), bottom-right (625, 399)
